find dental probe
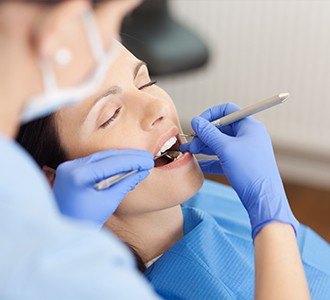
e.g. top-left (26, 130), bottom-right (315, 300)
top-left (179, 93), bottom-right (289, 138)
top-left (94, 152), bottom-right (172, 191)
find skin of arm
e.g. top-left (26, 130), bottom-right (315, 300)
top-left (184, 105), bottom-right (310, 298)
top-left (254, 222), bottom-right (310, 300)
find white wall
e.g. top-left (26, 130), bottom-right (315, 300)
top-left (158, 0), bottom-right (330, 189)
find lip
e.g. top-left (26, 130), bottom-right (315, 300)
top-left (153, 127), bottom-right (179, 156)
top-left (155, 152), bottom-right (193, 170)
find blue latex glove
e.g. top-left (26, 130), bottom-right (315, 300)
top-left (53, 149), bottom-right (154, 228)
top-left (180, 103), bottom-right (299, 239)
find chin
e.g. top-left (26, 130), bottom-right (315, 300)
top-left (114, 155), bottom-right (204, 216)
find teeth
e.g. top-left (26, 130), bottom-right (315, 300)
top-left (167, 151), bottom-right (180, 159)
top-left (156, 136), bottom-right (177, 156)
top-left (176, 152), bottom-right (183, 160)
top-left (165, 151), bottom-right (183, 161)
top-left (171, 151), bottom-right (183, 160)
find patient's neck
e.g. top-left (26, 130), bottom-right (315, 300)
top-left (105, 205), bottom-right (183, 263)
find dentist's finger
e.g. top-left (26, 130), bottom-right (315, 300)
top-left (90, 155), bottom-right (154, 183)
top-left (198, 160), bottom-right (224, 175)
top-left (180, 137), bottom-right (214, 155)
top-left (200, 102), bottom-right (240, 121)
top-left (200, 103), bottom-right (240, 136)
top-left (199, 103), bottom-right (258, 137)
top-left (82, 149), bottom-right (154, 164)
top-left (95, 170), bottom-right (151, 224)
top-left (192, 116), bottom-right (233, 155)
top-left (64, 154), bottom-right (154, 186)
top-left (60, 149), bottom-right (153, 170)
top-left (103, 170), bottom-right (150, 194)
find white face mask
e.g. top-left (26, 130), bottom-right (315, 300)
top-left (21, 10), bottom-right (119, 123)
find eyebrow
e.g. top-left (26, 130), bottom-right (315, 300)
top-left (93, 61), bottom-right (146, 106)
top-left (96, 85), bottom-right (122, 101)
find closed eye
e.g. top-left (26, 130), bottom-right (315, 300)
top-left (100, 107), bottom-right (121, 129)
top-left (99, 80), bottom-right (157, 129)
top-left (138, 80), bottom-right (157, 90)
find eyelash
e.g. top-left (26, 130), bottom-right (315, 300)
top-left (100, 107), bottom-right (121, 129)
top-left (100, 80), bottom-right (157, 129)
top-left (138, 80), bottom-right (157, 90)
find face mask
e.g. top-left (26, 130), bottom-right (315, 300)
top-left (21, 10), bottom-right (119, 123)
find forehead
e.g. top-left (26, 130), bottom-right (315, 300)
top-left (100, 41), bottom-right (139, 88)
top-left (58, 42), bottom-right (137, 116)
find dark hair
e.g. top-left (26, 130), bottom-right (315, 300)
top-left (16, 114), bottom-right (146, 272)
top-left (17, 115), bottom-right (67, 169)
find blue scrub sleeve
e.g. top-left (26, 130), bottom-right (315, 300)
top-left (0, 136), bottom-right (160, 300)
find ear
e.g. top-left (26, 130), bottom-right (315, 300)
top-left (42, 166), bottom-right (56, 187)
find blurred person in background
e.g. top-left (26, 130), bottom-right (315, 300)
top-left (0, 0), bottom-right (160, 299)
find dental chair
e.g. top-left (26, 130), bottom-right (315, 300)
top-left (121, 0), bottom-right (209, 76)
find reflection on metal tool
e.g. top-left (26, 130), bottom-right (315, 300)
top-left (179, 93), bottom-right (290, 138)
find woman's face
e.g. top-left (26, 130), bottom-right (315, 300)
top-left (55, 41), bottom-right (204, 215)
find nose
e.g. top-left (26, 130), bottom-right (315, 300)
top-left (138, 94), bottom-right (170, 131)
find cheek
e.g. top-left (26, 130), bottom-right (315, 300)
top-left (62, 137), bottom-right (103, 160)
top-left (69, 128), bottom-right (143, 159)
top-left (91, 129), bottom-right (146, 153)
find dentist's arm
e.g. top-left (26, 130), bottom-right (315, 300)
top-left (181, 103), bottom-right (310, 299)
top-left (0, 137), bottom-right (160, 299)
top-left (53, 149), bottom-right (154, 228)
top-left (255, 222), bottom-right (309, 300)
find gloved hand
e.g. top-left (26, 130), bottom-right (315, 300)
top-left (53, 149), bottom-right (154, 228)
top-left (180, 103), bottom-right (299, 239)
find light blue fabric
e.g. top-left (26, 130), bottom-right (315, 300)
top-left (53, 149), bottom-right (153, 227)
top-left (145, 180), bottom-right (330, 300)
top-left (0, 136), bottom-right (159, 300)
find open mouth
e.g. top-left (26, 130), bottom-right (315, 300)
top-left (154, 135), bottom-right (184, 168)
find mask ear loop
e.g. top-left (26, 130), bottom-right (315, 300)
top-left (82, 9), bottom-right (105, 62)
top-left (40, 9), bottom-right (106, 97)
top-left (21, 9), bottom-right (119, 123)
top-left (81, 9), bottom-right (121, 61)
